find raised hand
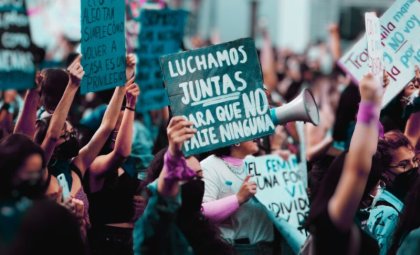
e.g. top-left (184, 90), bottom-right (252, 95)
top-left (167, 116), bottom-right (196, 156)
top-left (359, 73), bottom-right (383, 104)
top-left (236, 175), bottom-right (257, 205)
top-left (125, 77), bottom-right (140, 109)
top-left (67, 55), bottom-right (84, 86)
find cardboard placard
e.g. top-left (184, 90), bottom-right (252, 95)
top-left (339, 0), bottom-right (420, 108)
top-left (365, 12), bottom-right (384, 85)
top-left (135, 9), bottom-right (187, 111)
top-left (160, 38), bottom-right (275, 156)
top-left (80, 0), bottom-right (126, 94)
top-left (246, 154), bottom-right (310, 236)
top-left (0, 0), bottom-right (35, 89)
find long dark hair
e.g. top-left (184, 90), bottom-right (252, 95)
top-left (0, 134), bottom-right (46, 199)
top-left (40, 68), bottom-right (69, 113)
top-left (142, 148), bottom-right (234, 255)
top-left (306, 151), bottom-right (384, 228)
top-left (387, 177), bottom-right (420, 255)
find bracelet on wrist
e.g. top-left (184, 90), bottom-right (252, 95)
top-left (125, 106), bottom-right (135, 111)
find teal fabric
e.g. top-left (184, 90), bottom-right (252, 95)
top-left (366, 189), bottom-right (404, 255)
top-left (133, 181), bottom-right (193, 255)
top-left (0, 198), bottom-right (32, 246)
top-left (397, 227), bottom-right (420, 255)
top-left (128, 121), bottom-right (154, 171)
top-left (80, 104), bottom-right (107, 130)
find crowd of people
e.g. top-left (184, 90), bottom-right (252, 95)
top-left (0, 9), bottom-right (419, 255)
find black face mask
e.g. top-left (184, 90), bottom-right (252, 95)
top-left (388, 168), bottom-right (419, 201)
top-left (15, 174), bottom-right (46, 199)
top-left (55, 136), bottom-right (80, 160)
top-left (180, 179), bottom-right (205, 216)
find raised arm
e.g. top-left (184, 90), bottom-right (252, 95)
top-left (88, 80), bottom-right (139, 178)
top-left (328, 24), bottom-right (342, 62)
top-left (72, 54), bottom-right (136, 174)
top-left (41, 56), bottom-right (83, 166)
top-left (14, 72), bottom-right (42, 138)
top-left (158, 116), bottom-right (196, 197)
top-left (329, 73), bottom-right (382, 230)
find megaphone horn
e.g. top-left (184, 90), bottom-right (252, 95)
top-left (270, 89), bottom-right (320, 126)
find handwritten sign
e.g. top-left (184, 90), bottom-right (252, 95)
top-left (135, 9), bottom-right (187, 111)
top-left (0, 0), bottom-right (35, 89)
top-left (339, 0), bottom-right (420, 108)
top-left (365, 12), bottom-right (384, 86)
top-left (246, 154), bottom-right (310, 236)
top-left (80, 0), bottom-right (126, 94)
top-left (160, 38), bottom-right (275, 156)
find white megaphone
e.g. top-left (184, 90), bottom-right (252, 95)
top-left (270, 89), bottom-right (320, 126)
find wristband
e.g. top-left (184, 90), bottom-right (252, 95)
top-left (356, 101), bottom-right (378, 124)
top-left (125, 106), bottom-right (135, 112)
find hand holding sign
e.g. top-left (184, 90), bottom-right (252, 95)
top-left (126, 54), bottom-right (136, 80)
top-left (359, 73), bottom-right (385, 105)
top-left (125, 77), bottom-right (140, 109)
top-left (167, 116), bottom-right (197, 156)
top-left (67, 55), bottom-right (84, 87)
top-left (236, 175), bottom-right (257, 205)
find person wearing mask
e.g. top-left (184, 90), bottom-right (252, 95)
top-left (365, 67), bottom-right (420, 255)
top-left (0, 134), bottom-right (86, 255)
top-left (304, 72), bottom-right (384, 254)
top-left (84, 81), bottom-right (142, 255)
top-left (133, 116), bottom-right (234, 255)
top-left (365, 132), bottom-right (419, 255)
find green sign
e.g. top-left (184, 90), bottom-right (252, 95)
top-left (160, 38), bottom-right (275, 156)
top-left (0, 0), bottom-right (35, 89)
top-left (80, 0), bottom-right (126, 94)
top-left (135, 9), bottom-right (187, 111)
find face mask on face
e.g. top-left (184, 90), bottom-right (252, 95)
top-left (15, 173), bottom-right (46, 199)
top-left (388, 167), bottom-right (419, 201)
top-left (179, 179), bottom-right (205, 216)
top-left (55, 136), bottom-right (80, 160)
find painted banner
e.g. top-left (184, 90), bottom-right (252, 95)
top-left (80, 0), bottom-right (126, 94)
top-left (0, 0), bottom-right (35, 89)
top-left (339, 0), bottom-right (420, 108)
top-left (135, 9), bottom-right (187, 111)
top-left (160, 38), bottom-right (275, 156)
top-left (245, 154), bottom-right (310, 236)
top-left (365, 12), bottom-right (384, 86)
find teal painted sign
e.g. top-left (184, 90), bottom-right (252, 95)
top-left (160, 38), bottom-right (275, 156)
top-left (135, 9), bottom-right (187, 111)
top-left (81, 0), bottom-right (126, 94)
top-left (0, 0), bottom-right (35, 89)
top-left (245, 154), bottom-right (309, 237)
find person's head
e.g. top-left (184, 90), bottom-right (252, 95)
top-left (378, 131), bottom-right (418, 184)
top-left (213, 140), bottom-right (259, 159)
top-left (39, 68), bottom-right (69, 113)
top-left (0, 134), bottom-right (46, 200)
top-left (34, 117), bottom-right (80, 160)
top-left (388, 177), bottom-right (420, 255)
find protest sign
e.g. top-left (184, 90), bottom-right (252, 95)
top-left (245, 154), bottom-right (310, 236)
top-left (135, 9), bottom-right (187, 111)
top-left (160, 38), bottom-right (275, 156)
top-left (339, 0), bottom-right (420, 108)
top-left (80, 0), bottom-right (126, 94)
top-left (0, 0), bottom-right (35, 89)
top-left (365, 12), bottom-right (384, 86)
